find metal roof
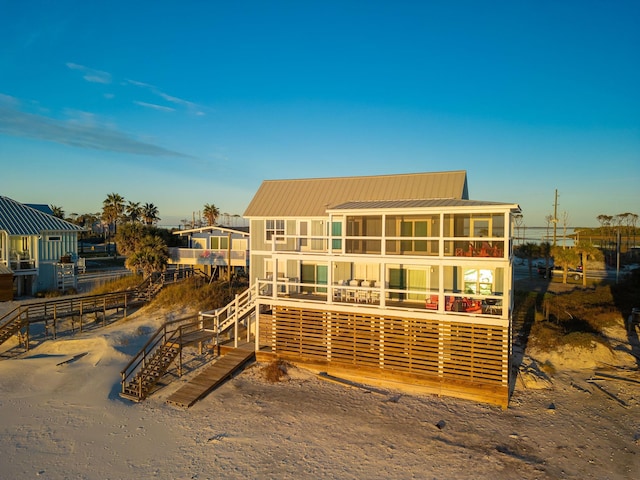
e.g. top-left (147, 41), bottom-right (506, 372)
top-left (330, 198), bottom-right (521, 211)
top-left (174, 225), bottom-right (250, 237)
top-left (25, 204), bottom-right (55, 215)
top-left (0, 196), bottom-right (82, 235)
top-left (244, 171), bottom-right (470, 217)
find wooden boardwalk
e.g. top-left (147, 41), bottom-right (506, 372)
top-left (166, 347), bottom-right (255, 408)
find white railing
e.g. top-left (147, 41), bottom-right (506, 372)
top-left (255, 276), bottom-right (505, 317)
top-left (200, 283), bottom-right (260, 348)
top-left (268, 233), bottom-right (507, 259)
top-left (168, 247), bottom-right (248, 266)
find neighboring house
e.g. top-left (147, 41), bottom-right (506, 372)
top-left (0, 196), bottom-right (82, 297)
top-left (237, 170), bottom-right (521, 407)
top-left (169, 225), bottom-right (250, 279)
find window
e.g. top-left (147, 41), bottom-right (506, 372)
top-left (265, 219), bottom-right (285, 242)
top-left (331, 221), bottom-right (342, 250)
top-left (464, 269), bottom-right (494, 295)
top-left (47, 236), bottom-right (62, 242)
top-left (444, 213), bottom-right (504, 238)
top-left (210, 237), bottom-right (229, 249)
top-left (345, 215), bottom-right (382, 254)
top-left (299, 221), bottom-right (308, 248)
top-left (385, 215), bottom-right (439, 255)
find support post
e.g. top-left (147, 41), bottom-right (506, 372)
top-left (234, 294), bottom-right (239, 348)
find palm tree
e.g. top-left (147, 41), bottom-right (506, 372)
top-left (142, 203), bottom-right (160, 226)
top-left (115, 222), bottom-right (145, 256)
top-left (203, 203), bottom-right (220, 226)
top-left (539, 241), bottom-right (552, 272)
top-left (102, 193), bottom-right (125, 254)
top-left (51, 205), bottom-right (65, 219)
top-left (125, 201), bottom-right (142, 223)
top-left (125, 235), bottom-right (168, 278)
top-left (519, 242), bottom-right (539, 278)
top-left (551, 245), bottom-right (580, 284)
top-left (574, 240), bottom-right (603, 287)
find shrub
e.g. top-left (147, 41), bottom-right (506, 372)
top-left (261, 359), bottom-right (290, 383)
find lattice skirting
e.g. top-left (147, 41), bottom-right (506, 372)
top-left (260, 305), bottom-right (511, 407)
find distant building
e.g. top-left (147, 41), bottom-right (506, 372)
top-left (168, 225), bottom-right (249, 279)
top-left (0, 196), bottom-right (82, 297)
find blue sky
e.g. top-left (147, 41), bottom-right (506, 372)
top-left (1, 0), bottom-right (638, 228)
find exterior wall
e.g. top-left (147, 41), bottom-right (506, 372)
top-left (0, 265), bottom-right (13, 301)
top-left (36, 231), bottom-right (79, 292)
top-left (38, 231), bottom-right (78, 262)
top-left (4, 231), bottom-right (79, 295)
top-left (0, 232), bottom-right (6, 266)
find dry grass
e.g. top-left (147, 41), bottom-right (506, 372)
top-left (525, 271), bottom-right (640, 352)
top-left (85, 273), bottom-right (249, 312)
top-left (36, 288), bottom-right (78, 298)
top-left (261, 359), bottom-right (290, 383)
top-left (90, 274), bottom-right (143, 295)
top-left (153, 277), bottom-right (248, 312)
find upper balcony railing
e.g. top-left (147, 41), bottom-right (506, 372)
top-left (269, 234), bottom-right (507, 259)
top-left (168, 247), bottom-right (248, 266)
top-left (9, 252), bottom-right (36, 271)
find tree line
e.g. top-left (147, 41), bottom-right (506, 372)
top-left (49, 195), bottom-right (224, 278)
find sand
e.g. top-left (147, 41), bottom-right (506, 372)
top-left (0, 302), bottom-right (639, 479)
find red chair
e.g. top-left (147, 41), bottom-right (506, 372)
top-left (425, 295), bottom-right (439, 310)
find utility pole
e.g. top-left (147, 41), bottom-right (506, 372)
top-left (552, 189), bottom-right (559, 247)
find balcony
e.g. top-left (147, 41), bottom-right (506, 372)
top-left (168, 247), bottom-right (248, 267)
top-left (9, 253), bottom-right (36, 271)
top-left (256, 277), bottom-right (504, 318)
top-left (268, 234), bottom-right (506, 260)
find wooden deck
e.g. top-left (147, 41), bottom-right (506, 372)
top-left (166, 346), bottom-right (255, 408)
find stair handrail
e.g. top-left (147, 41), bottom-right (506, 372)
top-left (198, 281), bottom-right (263, 348)
top-left (0, 305), bottom-right (23, 329)
top-left (0, 290), bottom-right (142, 348)
top-left (119, 315), bottom-right (200, 397)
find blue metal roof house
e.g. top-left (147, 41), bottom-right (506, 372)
top-left (0, 196), bottom-right (82, 297)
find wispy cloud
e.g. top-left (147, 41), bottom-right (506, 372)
top-left (133, 101), bottom-right (175, 112)
top-left (0, 94), bottom-right (192, 158)
top-left (126, 78), bottom-right (207, 116)
top-left (65, 64), bottom-right (207, 116)
top-left (66, 62), bottom-right (112, 84)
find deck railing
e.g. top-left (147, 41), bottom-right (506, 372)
top-left (168, 247), bottom-right (248, 266)
top-left (119, 315), bottom-right (209, 399)
top-left (254, 277), bottom-right (505, 317)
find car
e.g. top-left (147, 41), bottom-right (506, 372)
top-left (537, 265), bottom-right (582, 281)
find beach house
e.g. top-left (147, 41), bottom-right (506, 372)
top-left (0, 196), bottom-right (82, 297)
top-left (217, 171), bottom-right (520, 406)
top-left (168, 225), bottom-right (250, 279)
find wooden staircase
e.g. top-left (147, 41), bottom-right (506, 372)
top-left (119, 315), bottom-right (215, 402)
top-left (0, 311), bottom-right (25, 346)
top-left (120, 341), bottom-right (182, 401)
top-left (120, 284), bottom-right (263, 403)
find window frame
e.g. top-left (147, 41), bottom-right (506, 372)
top-left (265, 219), bottom-right (286, 243)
